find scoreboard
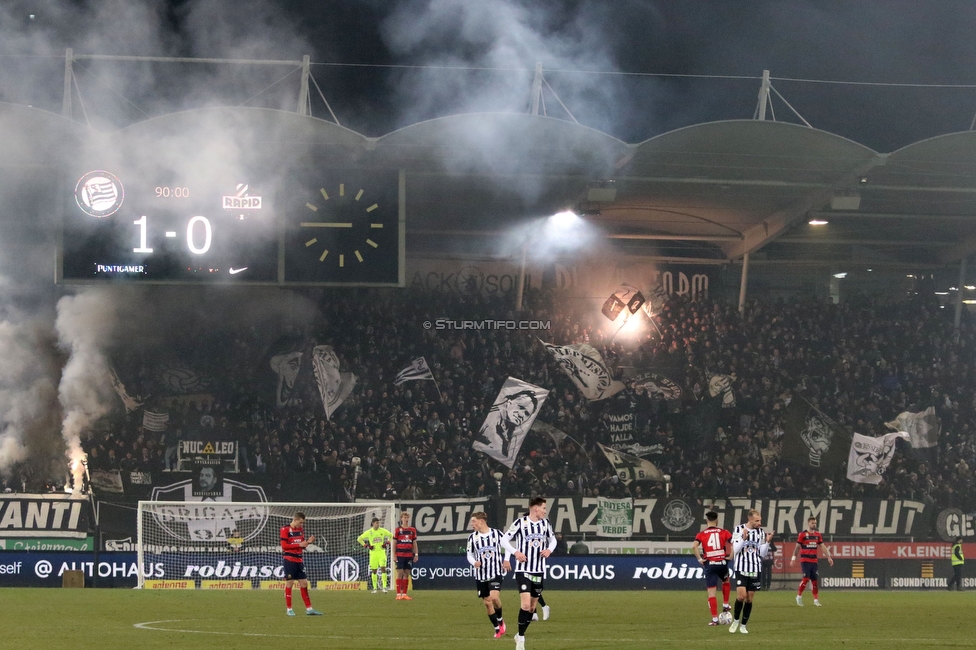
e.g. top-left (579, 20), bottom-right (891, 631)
top-left (59, 159), bottom-right (403, 286)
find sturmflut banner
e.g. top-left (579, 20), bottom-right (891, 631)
top-left (473, 377), bottom-right (549, 468)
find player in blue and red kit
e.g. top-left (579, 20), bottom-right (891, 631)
top-left (692, 510), bottom-right (733, 625)
top-left (280, 511), bottom-right (323, 616)
top-left (790, 516), bottom-right (833, 606)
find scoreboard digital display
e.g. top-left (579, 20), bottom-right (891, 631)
top-left (59, 163), bottom-right (403, 286)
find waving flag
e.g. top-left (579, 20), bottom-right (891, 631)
top-left (473, 378), bottom-right (549, 468)
top-left (395, 357), bottom-right (434, 385)
top-left (541, 340), bottom-right (624, 401)
top-left (847, 432), bottom-right (910, 484)
top-left (311, 345), bottom-right (357, 420)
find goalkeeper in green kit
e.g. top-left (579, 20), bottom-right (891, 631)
top-left (358, 518), bottom-right (394, 593)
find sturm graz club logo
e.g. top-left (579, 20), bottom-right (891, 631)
top-left (660, 499), bottom-right (695, 532)
top-left (75, 170), bottom-right (124, 217)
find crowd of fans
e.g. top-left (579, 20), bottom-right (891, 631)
top-left (19, 283), bottom-right (976, 513)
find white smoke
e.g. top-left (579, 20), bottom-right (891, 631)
top-left (55, 289), bottom-right (119, 495)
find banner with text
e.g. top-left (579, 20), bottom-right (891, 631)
top-left (0, 495), bottom-right (91, 539)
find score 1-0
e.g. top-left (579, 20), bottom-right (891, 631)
top-left (132, 215), bottom-right (213, 254)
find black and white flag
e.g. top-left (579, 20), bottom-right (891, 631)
top-left (270, 351), bottom-right (303, 408)
top-left (847, 432), bottom-right (909, 485)
top-left (394, 357), bottom-right (434, 385)
top-left (598, 443), bottom-right (666, 484)
top-left (708, 374), bottom-right (736, 409)
top-left (143, 410), bottom-right (169, 432)
top-left (473, 377), bottom-right (549, 468)
top-left (109, 367), bottom-right (142, 412)
top-left (885, 407), bottom-right (941, 449)
top-left (540, 340), bottom-right (624, 401)
top-left (311, 345), bottom-right (357, 420)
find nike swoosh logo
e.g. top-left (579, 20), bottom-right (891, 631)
top-left (229, 267), bottom-right (248, 275)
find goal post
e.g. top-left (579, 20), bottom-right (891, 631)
top-left (136, 501), bottom-right (398, 589)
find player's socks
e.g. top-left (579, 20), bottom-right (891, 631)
top-left (733, 599), bottom-right (743, 621)
top-left (489, 612), bottom-right (499, 630)
top-left (798, 577), bottom-right (809, 595)
top-left (708, 596), bottom-right (718, 617)
top-left (537, 595), bottom-right (546, 607)
top-left (722, 581), bottom-right (731, 606)
top-left (811, 580), bottom-right (819, 599)
top-left (300, 587), bottom-right (311, 608)
top-left (518, 608), bottom-right (532, 636)
top-left (742, 602), bottom-right (753, 625)
top-left (371, 573), bottom-right (378, 591)
top-left (382, 573), bottom-right (389, 590)
top-left (285, 587), bottom-right (293, 609)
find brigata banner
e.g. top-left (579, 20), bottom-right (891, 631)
top-left (0, 495), bottom-right (91, 539)
top-left (498, 497), bottom-right (929, 538)
top-left (394, 498), bottom-right (492, 541)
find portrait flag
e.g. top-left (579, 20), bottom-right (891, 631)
top-left (270, 351), bottom-right (303, 408)
top-left (598, 443), bottom-right (666, 484)
top-left (473, 377), bottom-right (549, 468)
top-left (311, 345), bottom-right (357, 420)
top-left (884, 407), bottom-right (941, 449)
top-left (846, 431), bottom-right (910, 485)
top-left (781, 396), bottom-right (850, 473)
top-left (540, 339), bottom-right (625, 401)
top-left (394, 357), bottom-right (434, 385)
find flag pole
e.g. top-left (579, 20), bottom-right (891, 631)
top-left (431, 376), bottom-right (443, 401)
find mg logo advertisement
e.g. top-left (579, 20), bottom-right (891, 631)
top-left (329, 556), bottom-right (361, 582)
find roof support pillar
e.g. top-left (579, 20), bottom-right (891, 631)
top-left (297, 54), bottom-right (310, 115)
top-left (955, 256), bottom-right (967, 332)
top-left (738, 252), bottom-right (750, 316)
top-left (62, 48), bottom-right (73, 119)
top-left (756, 69), bottom-right (771, 121)
top-left (515, 242), bottom-right (528, 311)
top-left (529, 62), bottom-right (543, 115)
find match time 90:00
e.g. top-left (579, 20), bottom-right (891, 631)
top-left (155, 186), bottom-right (190, 198)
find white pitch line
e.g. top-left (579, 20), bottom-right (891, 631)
top-left (131, 621), bottom-right (957, 645)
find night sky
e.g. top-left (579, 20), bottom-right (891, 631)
top-left (5, 1), bottom-right (976, 150)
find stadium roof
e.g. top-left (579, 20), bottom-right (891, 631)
top-left (4, 101), bottom-right (976, 269)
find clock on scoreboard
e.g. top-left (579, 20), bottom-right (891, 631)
top-left (59, 164), bottom-right (403, 286)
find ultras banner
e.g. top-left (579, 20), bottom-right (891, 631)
top-left (0, 495), bottom-right (91, 539)
top-left (496, 497), bottom-right (930, 539)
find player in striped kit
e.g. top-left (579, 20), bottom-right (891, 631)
top-left (791, 516), bottom-right (833, 606)
top-left (728, 509), bottom-right (771, 635)
top-left (692, 510), bottom-right (733, 625)
top-left (466, 511), bottom-right (511, 639)
top-left (502, 497), bottom-right (557, 650)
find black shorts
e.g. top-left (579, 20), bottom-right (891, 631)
top-left (801, 562), bottom-right (819, 580)
top-left (476, 576), bottom-right (503, 598)
top-left (704, 562), bottom-right (729, 588)
top-left (516, 572), bottom-right (544, 599)
top-left (733, 571), bottom-right (761, 592)
top-left (396, 557), bottom-right (413, 571)
top-left (283, 560), bottom-right (307, 581)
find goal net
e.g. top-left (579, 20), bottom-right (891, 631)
top-left (136, 501), bottom-right (397, 589)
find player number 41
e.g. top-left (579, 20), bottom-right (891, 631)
top-left (133, 215), bottom-right (213, 255)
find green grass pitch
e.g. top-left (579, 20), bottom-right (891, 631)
top-left (1, 588), bottom-right (973, 649)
